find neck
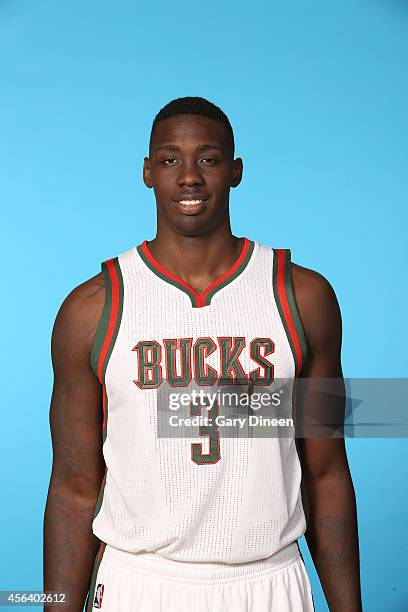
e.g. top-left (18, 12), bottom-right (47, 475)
top-left (145, 228), bottom-right (245, 293)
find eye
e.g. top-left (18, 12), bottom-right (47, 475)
top-left (161, 157), bottom-right (178, 165)
top-left (200, 157), bottom-right (218, 164)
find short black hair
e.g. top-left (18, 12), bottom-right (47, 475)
top-left (149, 96), bottom-right (235, 156)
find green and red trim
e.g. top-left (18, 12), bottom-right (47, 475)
top-left (272, 249), bottom-right (308, 375)
top-left (85, 541), bottom-right (107, 612)
top-left (137, 237), bottom-right (255, 307)
top-left (90, 257), bottom-right (124, 384)
top-left (86, 257), bottom-right (123, 608)
top-left (90, 257), bottom-right (124, 518)
top-left (93, 463), bottom-right (108, 520)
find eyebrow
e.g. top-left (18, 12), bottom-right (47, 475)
top-left (155, 144), bottom-right (224, 153)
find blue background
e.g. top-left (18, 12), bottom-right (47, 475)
top-left (1, 1), bottom-right (407, 610)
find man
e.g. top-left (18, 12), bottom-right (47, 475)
top-left (44, 96), bottom-right (362, 611)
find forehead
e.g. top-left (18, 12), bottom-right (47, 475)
top-left (150, 114), bottom-right (231, 154)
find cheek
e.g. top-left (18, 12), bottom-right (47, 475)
top-left (203, 170), bottom-right (229, 189)
top-left (152, 172), bottom-right (175, 193)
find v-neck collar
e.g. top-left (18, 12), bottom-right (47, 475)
top-left (136, 237), bottom-right (255, 308)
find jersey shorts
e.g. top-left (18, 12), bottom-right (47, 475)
top-left (86, 541), bottom-right (315, 612)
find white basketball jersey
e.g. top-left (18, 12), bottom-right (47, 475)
top-left (90, 237), bottom-right (309, 564)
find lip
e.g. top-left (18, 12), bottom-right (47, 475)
top-left (172, 196), bottom-right (209, 216)
top-left (173, 195), bottom-right (210, 202)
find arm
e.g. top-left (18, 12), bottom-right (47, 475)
top-left (43, 273), bottom-right (106, 611)
top-left (293, 265), bottom-right (362, 612)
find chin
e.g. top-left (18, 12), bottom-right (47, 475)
top-left (175, 220), bottom-right (210, 237)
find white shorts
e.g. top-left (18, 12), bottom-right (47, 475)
top-left (86, 541), bottom-right (315, 612)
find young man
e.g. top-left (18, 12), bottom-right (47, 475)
top-left (44, 97), bottom-right (362, 611)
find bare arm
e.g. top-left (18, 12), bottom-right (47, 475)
top-left (43, 273), bottom-right (105, 611)
top-left (293, 265), bottom-right (362, 612)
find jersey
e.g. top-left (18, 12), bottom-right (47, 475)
top-left (89, 237), bottom-right (309, 564)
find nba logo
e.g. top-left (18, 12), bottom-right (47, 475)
top-left (93, 583), bottom-right (104, 608)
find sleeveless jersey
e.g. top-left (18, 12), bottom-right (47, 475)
top-left (90, 237), bottom-right (309, 564)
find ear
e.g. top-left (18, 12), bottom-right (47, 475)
top-left (143, 157), bottom-right (153, 188)
top-left (231, 157), bottom-right (243, 188)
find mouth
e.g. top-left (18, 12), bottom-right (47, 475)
top-left (173, 197), bottom-right (209, 216)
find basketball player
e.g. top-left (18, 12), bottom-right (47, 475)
top-left (44, 97), bottom-right (362, 611)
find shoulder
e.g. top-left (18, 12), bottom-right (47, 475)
top-left (51, 271), bottom-right (106, 365)
top-left (51, 245), bottom-right (134, 353)
top-left (291, 261), bottom-right (339, 312)
top-left (291, 261), bottom-right (342, 353)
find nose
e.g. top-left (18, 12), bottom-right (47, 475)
top-left (177, 160), bottom-right (204, 187)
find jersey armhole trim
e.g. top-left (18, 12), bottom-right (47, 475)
top-left (272, 248), bottom-right (308, 376)
top-left (90, 257), bottom-right (124, 383)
